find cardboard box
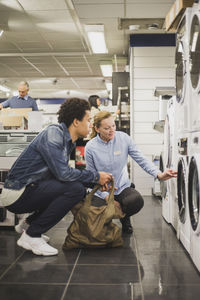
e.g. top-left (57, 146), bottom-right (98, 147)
top-left (0, 108), bottom-right (30, 129)
top-left (2, 108), bottom-right (32, 119)
top-left (165, 0), bottom-right (194, 31)
top-left (0, 116), bottom-right (25, 127)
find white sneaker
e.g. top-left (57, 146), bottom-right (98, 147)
top-left (15, 219), bottom-right (50, 242)
top-left (17, 231), bottom-right (58, 256)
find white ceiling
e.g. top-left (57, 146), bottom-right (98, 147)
top-left (0, 0), bottom-right (174, 99)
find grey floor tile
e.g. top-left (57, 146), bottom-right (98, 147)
top-left (142, 284), bottom-right (200, 300)
top-left (0, 283), bottom-right (65, 300)
top-left (18, 248), bottom-right (80, 265)
top-left (70, 265), bottom-right (140, 284)
top-left (64, 284), bottom-right (134, 300)
top-left (0, 263), bottom-right (73, 284)
top-left (78, 246), bottom-right (137, 265)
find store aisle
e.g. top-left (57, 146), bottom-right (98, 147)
top-left (0, 195), bottom-right (200, 300)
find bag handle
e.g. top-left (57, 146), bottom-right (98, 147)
top-left (84, 178), bottom-right (114, 208)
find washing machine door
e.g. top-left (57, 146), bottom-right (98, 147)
top-left (177, 158), bottom-right (187, 223)
top-left (176, 17), bottom-right (187, 103)
top-left (188, 155), bottom-right (200, 233)
top-left (189, 14), bottom-right (200, 90)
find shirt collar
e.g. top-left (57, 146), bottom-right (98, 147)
top-left (96, 133), bottom-right (114, 145)
top-left (60, 122), bottom-right (74, 144)
top-left (17, 95), bottom-right (28, 100)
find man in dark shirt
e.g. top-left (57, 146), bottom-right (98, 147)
top-left (0, 81), bottom-right (38, 111)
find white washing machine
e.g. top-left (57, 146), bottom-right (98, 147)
top-left (165, 97), bottom-right (179, 231)
top-left (188, 131), bottom-right (200, 271)
top-left (176, 136), bottom-right (190, 254)
top-left (175, 8), bottom-right (192, 134)
top-left (188, 3), bottom-right (200, 132)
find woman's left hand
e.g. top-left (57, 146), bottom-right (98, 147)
top-left (157, 169), bottom-right (177, 181)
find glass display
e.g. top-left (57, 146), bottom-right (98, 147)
top-left (189, 15), bottom-right (200, 89)
top-left (189, 157), bottom-right (200, 231)
top-left (177, 160), bottom-right (186, 223)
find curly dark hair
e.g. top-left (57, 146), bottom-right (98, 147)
top-left (57, 98), bottom-right (90, 128)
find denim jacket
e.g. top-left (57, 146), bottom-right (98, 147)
top-left (4, 123), bottom-right (99, 190)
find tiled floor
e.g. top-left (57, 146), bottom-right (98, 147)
top-left (0, 196), bottom-right (200, 300)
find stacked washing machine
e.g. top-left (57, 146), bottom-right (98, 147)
top-left (175, 7), bottom-right (192, 255)
top-left (187, 2), bottom-right (200, 272)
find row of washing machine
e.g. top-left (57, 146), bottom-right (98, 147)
top-left (162, 2), bottom-right (200, 272)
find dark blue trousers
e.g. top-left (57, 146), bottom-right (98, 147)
top-left (6, 179), bottom-right (86, 237)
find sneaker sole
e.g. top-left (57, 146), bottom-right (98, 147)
top-left (32, 249), bottom-right (58, 256)
top-left (17, 240), bottom-right (58, 256)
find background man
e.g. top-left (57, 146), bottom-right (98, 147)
top-left (0, 81), bottom-right (38, 111)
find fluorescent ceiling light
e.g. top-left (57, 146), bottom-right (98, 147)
top-left (100, 64), bottom-right (113, 77)
top-left (85, 25), bottom-right (108, 54)
top-left (0, 84), bottom-right (10, 92)
top-left (0, 30), bottom-right (4, 37)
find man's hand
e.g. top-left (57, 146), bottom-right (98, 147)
top-left (157, 169), bottom-right (177, 181)
top-left (98, 171), bottom-right (112, 186)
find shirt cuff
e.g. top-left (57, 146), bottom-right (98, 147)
top-left (93, 171), bottom-right (100, 183)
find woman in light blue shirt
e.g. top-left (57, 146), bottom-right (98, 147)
top-left (85, 111), bottom-right (177, 234)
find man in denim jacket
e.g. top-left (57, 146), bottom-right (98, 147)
top-left (1, 98), bottom-right (112, 256)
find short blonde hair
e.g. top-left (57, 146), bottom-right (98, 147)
top-left (90, 110), bottom-right (112, 139)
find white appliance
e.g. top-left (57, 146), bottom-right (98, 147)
top-left (188, 3), bottom-right (200, 132)
top-left (0, 130), bottom-right (38, 227)
top-left (162, 107), bottom-right (171, 224)
top-left (188, 131), bottom-right (200, 271)
top-left (176, 136), bottom-right (190, 254)
top-left (165, 97), bottom-right (179, 231)
top-left (175, 8), bottom-right (192, 134)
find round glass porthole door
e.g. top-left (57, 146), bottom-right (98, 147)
top-left (188, 157), bottom-right (200, 231)
top-left (176, 17), bottom-right (186, 103)
top-left (177, 159), bottom-right (186, 223)
top-left (189, 15), bottom-right (200, 89)
top-left (175, 39), bottom-right (185, 103)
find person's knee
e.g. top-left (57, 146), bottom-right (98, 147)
top-left (122, 191), bottom-right (144, 216)
top-left (64, 181), bottom-right (85, 199)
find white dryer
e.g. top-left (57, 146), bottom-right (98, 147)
top-left (175, 8), bottom-right (192, 134)
top-left (188, 131), bottom-right (200, 271)
top-left (188, 3), bottom-right (200, 132)
top-left (177, 136), bottom-right (190, 254)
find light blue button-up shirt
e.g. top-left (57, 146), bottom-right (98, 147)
top-left (85, 131), bottom-right (161, 199)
